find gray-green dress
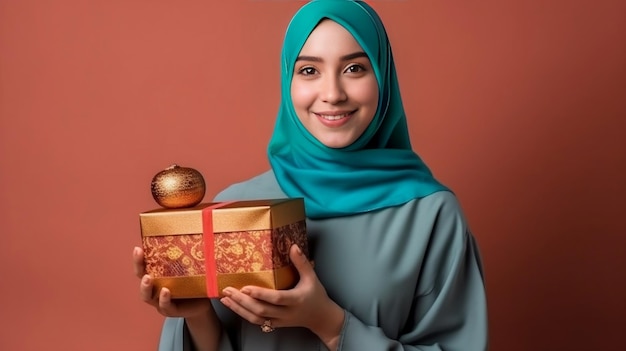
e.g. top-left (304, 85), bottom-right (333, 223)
top-left (157, 171), bottom-right (488, 351)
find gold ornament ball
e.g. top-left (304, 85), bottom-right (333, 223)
top-left (151, 164), bottom-right (206, 208)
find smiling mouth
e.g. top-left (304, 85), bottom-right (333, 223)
top-left (314, 111), bottom-right (356, 121)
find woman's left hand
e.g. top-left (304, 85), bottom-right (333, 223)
top-left (220, 244), bottom-right (344, 349)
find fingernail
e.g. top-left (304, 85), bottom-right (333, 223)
top-left (222, 288), bottom-right (232, 297)
top-left (296, 245), bottom-right (303, 256)
top-left (142, 275), bottom-right (150, 285)
top-left (133, 247), bottom-right (140, 255)
top-left (241, 287), bottom-right (251, 295)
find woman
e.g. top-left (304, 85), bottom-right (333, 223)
top-left (133, 1), bottom-right (488, 350)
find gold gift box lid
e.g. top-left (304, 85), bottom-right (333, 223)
top-left (140, 198), bottom-right (305, 236)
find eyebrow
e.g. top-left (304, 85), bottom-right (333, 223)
top-left (295, 51), bottom-right (369, 62)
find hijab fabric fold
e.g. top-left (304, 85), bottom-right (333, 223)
top-left (268, 0), bottom-right (449, 219)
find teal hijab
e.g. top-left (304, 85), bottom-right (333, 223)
top-left (267, 0), bottom-right (449, 219)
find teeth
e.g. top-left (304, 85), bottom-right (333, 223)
top-left (318, 113), bottom-right (349, 120)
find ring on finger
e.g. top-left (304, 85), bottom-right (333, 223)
top-left (261, 319), bottom-right (275, 333)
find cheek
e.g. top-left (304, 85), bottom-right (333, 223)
top-left (290, 81), bottom-right (316, 111)
top-left (350, 79), bottom-right (379, 110)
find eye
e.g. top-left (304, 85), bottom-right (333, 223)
top-left (297, 67), bottom-right (318, 76)
top-left (345, 64), bottom-right (366, 73)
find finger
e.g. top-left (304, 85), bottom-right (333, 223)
top-left (240, 285), bottom-right (287, 306)
top-left (139, 274), bottom-right (156, 304)
top-left (289, 244), bottom-right (314, 280)
top-left (158, 287), bottom-right (176, 316)
top-left (242, 244), bottom-right (313, 306)
top-left (225, 287), bottom-right (285, 318)
top-left (132, 246), bottom-right (145, 278)
top-left (220, 293), bottom-right (267, 326)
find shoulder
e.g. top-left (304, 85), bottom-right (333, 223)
top-left (403, 190), bottom-right (473, 251)
top-left (401, 190), bottom-right (468, 226)
top-left (418, 190), bottom-right (467, 220)
top-left (213, 170), bottom-right (287, 201)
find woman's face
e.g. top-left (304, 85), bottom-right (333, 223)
top-left (290, 20), bottom-right (379, 149)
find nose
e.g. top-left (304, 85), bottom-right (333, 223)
top-left (320, 76), bottom-right (347, 104)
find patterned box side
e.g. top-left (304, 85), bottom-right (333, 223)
top-left (143, 220), bottom-right (308, 279)
top-left (143, 234), bottom-right (205, 277)
top-left (271, 219), bottom-right (308, 268)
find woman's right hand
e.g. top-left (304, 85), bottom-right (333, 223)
top-left (132, 246), bottom-right (213, 319)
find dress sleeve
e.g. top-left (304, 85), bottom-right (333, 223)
top-left (337, 203), bottom-right (489, 350)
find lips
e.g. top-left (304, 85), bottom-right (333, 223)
top-left (313, 110), bottom-right (356, 127)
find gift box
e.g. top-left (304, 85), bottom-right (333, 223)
top-left (139, 198), bottom-right (309, 299)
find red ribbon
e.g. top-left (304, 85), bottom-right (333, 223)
top-left (202, 201), bottom-right (235, 297)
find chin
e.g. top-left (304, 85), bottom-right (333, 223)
top-left (313, 131), bottom-right (359, 149)
top-left (319, 139), bottom-right (354, 149)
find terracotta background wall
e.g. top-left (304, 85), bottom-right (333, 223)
top-left (0, 0), bottom-right (624, 350)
